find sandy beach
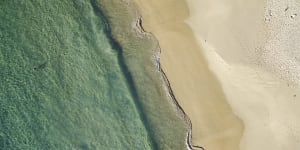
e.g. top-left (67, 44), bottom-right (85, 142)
top-left (134, 0), bottom-right (300, 149)
top-left (186, 0), bottom-right (300, 149)
top-left (133, 0), bottom-right (243, 149)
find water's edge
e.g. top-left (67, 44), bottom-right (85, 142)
top-left (135, 17), bottom-right (205, 150)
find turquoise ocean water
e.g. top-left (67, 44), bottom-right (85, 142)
top-left (0, 0), bottom-right (187, 149)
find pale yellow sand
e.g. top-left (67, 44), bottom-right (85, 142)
top-left (186, 0), bottom-right (300, 150)
top-left (132, 0), bottom-right (244, 149)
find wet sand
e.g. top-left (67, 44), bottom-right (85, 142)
top-left (132, 0), bottom-right (244, 149)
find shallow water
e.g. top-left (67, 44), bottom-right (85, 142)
top-left (0, 0), bottom-right (187, 149)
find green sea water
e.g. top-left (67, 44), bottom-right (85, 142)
top-left (0, 0), bottom-right (187, 149)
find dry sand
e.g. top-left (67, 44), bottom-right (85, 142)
top-left (132, 0), bottom-right (244, 150)
top-left (186, 0), bottom-right (300, 150)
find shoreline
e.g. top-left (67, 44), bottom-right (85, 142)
top-left (132, 0), bottom-right (244, 149)
top-left (135, 16), bottom-right (198, 150)
top-left (98, 1), bottom-right (189, 149)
